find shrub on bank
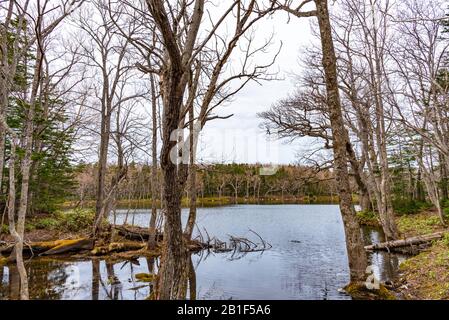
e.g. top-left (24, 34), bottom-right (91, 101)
top-left (397, 214), bottom-right (442, 236)
top-left (34, 217), bottom-right (60, 230)
top-left (29, 208), bottom-right (98, 232)
top-left (356, 210), bottom-right (380, 227)
top-left (57, 208), bottom-right (96, 232)
top-left (392, 199), bottom-right (432, 215)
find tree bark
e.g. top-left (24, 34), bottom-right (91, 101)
top-left (369, 1), bottom-right (399, 240)
top-left (7, 138), bottom-right (29, 300)
top-left (439, 153), bottom-right (448, 201)
top-left (346, 142), bottom-right (372, 212)
top-left (148, 74), bottom-right (158, 249)
top-left (148, 0), bottom-right (204, 300)
top-left (0, 132), bottom-right (4, 197)
top-left (185, 106), bottom-right (197, 239)
top-left (314, 0), bottom-right (368, 282)
top-left (94, 103), bottom-right (111, 235)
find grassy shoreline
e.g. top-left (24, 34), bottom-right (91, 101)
top-left (393, 211), bottom-right (449, 299)
top-left (62, 195), bottom-right (342, 209)
top-left (349, 204), bottom-right (449, 300)
top-left (356, 208), bottom-right (449, 300)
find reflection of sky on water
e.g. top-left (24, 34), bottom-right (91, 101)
top-left (0, 205), bottom-right (405, 300)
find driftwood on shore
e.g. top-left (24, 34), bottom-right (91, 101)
top-left (0, 238), bottom-right (95, 257)
top-left (114, 224), bottom-right (163, 242)
top-left (193, 228), bottom-right (272, 259)
top-left (40, 238), bottom-right (95, 255)
top-left (91, 241), bottom-right (147, 256)
top-left (0, 224), bottom-right (271, 262)
top-left (364, 232), bottom-right (445, 253)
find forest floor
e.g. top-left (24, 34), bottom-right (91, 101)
top-left (0, 209), bottom-right (94, 243)
top-left (394, 210), bottom-right (449, 300)
top-left (358, 208), bottom-right (449, 299)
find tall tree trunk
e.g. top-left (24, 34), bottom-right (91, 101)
top-left (347, 142), bottom-right (372, 212)
top-left (416, 167), bottom-right (425, 202)
top-left (315, 0), bottom-right (368, 282)
top-left (439, 153), bottom-right (448, 201)
top-left (156, 64), bottom-right (189, 299)
top-left (185, 106), bottom-right (197, 239)
top-left (94, 109), bottom-right (111, 235)
top-left (370, 2), bottom-right (398, 240)
top-left (7, 139), bottom-right (29, 300)
top-left (0, 3), bottom-right (12, 207)
top-left (0, 132), bottom-right (4, 197)
top-left (148, 75), bottom-right (158, 249)
top-left (157, 160), bottom-right (188, 299)
top-left (11, 39), bottom-right (44, 300)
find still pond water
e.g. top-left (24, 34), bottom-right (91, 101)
top-left (0, 205), bottom-right (406, 300)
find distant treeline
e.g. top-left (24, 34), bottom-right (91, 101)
top-left (1, 158), bottom-right (435, 214)
top-left (72, 163), bottom-right (340, 206)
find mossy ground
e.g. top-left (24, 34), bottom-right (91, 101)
top-left (393, 208), bottom-right (449, 299)
top-left (0, 208), bottom-right (106, 243)
top-left (356, 210), bottom-right (381, 227)
top-left (396, 211), bottom-right (445, 237)
top-left (135, 273), bottom-right (156, 282)
top-left (357, 208), bottom-right (446, 233)
top-left (398, 239), bottom-right (449, 299)
top-left (344, 282), bottom-right (396, 300)
top-left (355, 206), bottom-right (449, 299)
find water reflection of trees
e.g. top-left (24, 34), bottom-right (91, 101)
top-left (0, 253), bottom-right (200, 300)
top-left (90, 254), bottom-right (197, 300)
top-left (151, 253), bottom-right (197, 300)
top-left (91, 260), bottom-right (123, 300)
top-left (91, 260), bottom-right (100, 300)
top-left (0, 260), bottom-right (70, 299)
top-left (361, 226), bottom-right (405, 282)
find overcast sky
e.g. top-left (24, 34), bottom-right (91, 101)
top-left (196, 8), bottom-right (316, 165)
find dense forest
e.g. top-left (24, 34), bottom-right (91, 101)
top-left (72, 163), bottom-right (338, 204)
top-left (1, 0), bottom-right (449, 301)
top-left (70, 159), bottom-right (436, 210)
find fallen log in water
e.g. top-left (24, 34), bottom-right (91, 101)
top-left (364, 232), bottom-right (445, 252)
top-left (40, 238), bottom-right (94, 256)
top-left (1, 226), bottom-right (271, 262)
top-left (0, 238), bottom-right (94, 256)
top-left (91, 241), bottom-right (146, 256)
top-left (193, 228), bottom-right (272, 259)
top-left (114, 225), bottom-right (163, 241)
